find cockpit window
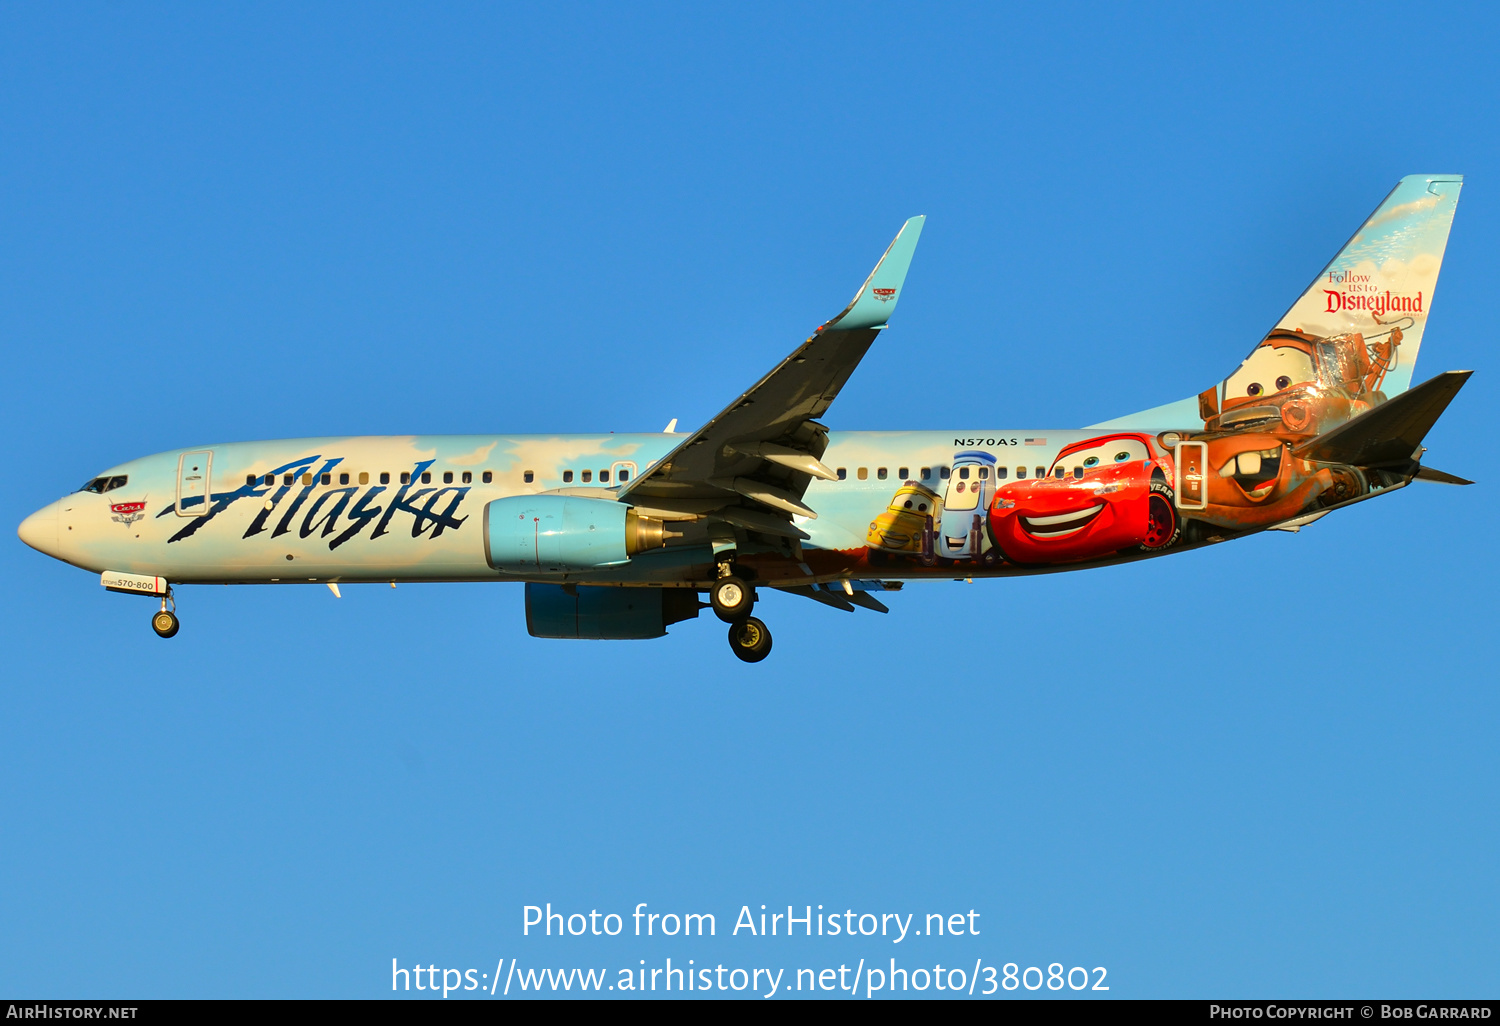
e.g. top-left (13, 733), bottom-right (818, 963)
top-left (79, 475), bottom-right (128, 493)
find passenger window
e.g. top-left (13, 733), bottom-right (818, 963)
top-left (380, 472), bottom-right (390, 484)
top-left (959, 467), bottom-right (970, 480)
top-left (876, 467), bottom-right (887, 480)
top-left (1017, 466), bottom-right (1026, 478)
top-left (266, 474), bottom-right (277, 486)
top-left (522, 471), bottom-right (533, 484)
top-left (301, 473), bottom-right (313, 486)
top-left (421, 472), bottom-right (432, 484)
top-left (920, 467), bottom-right (931, 480)
top-left (1035, 467), bottom-right (1045, 478)
top-left (320, 473), bottom-right (331, 485)
top-left (246, 474), bottom-right (256, 486)
top-left (482, 471), bottom-right (492, 483)
top-left (339, 472), bottom-right (349, 485)
top-left (940, 466), bottom-right (951, 479)
top-left (581, 470), bottom-right (592, 483)
top-left (978, 467), bottom-right (989, 480)
top-left (563, 470), bottom-right (574, 483)
top-left (359, 472), bottom-right (369, 485)
top-left (284, 474), bottom-right (295, 486)
top-left (400, 472), bottom-right (410, 484)
top-left (996, 467), bottom-right (1008, 480)
top-left (857, 467), bottom-right (868, 480)
top-left (600, 469), bottom-right (610, 483)
top-left (618, 469), bottom-right (629, 482)
top-left (442, 471), bottom-right (453, 484)
top-left (898, 467), bottom-right (909, 479)
top-left (461, 471), bottom-right (471, 484)
top-left (837, 468), bottom-right (847, 480)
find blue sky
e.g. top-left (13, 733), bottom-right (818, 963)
top-left (1, 2), bottom-right (1496, 998)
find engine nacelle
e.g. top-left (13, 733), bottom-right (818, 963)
top-left (484, 495), bottom-right (671, 574)
top-left (525, 583), bottom-right (701, 639)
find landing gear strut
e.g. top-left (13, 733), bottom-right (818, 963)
top-left (728, 616), bottom-right (772, 663)
top-left (151, 589), bottom-right (179, 639)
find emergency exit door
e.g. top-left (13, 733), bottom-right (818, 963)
top-left (1173, 440), bottom-right (1207, 510)
top-left (176, 451), bottom-right (213, 517)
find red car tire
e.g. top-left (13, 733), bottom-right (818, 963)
top-left (1136, 479), bottom-right (1181, 552)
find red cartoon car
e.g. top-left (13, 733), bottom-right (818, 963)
top-left (987, 433), bottom-right (1180, 566)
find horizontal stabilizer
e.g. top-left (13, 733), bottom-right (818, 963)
top-left (1292, 370), bottom-right (1471, 468)
top-left (1414, 465), bottom-right (1474, 486)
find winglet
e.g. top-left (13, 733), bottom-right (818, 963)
top-left (822, 215), bottom-right (926, 332)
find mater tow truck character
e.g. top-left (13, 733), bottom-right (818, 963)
top-left (1194, 431), bottom-right (1368, 531)
top-left (1199, 325), bottom-right (1402, 436)
top-left (867, 480), bottom-right (944, 562)
top-left (987, 433), bottom-right (1179, 566)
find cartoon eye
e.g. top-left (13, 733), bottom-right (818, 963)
top-left (1113, 451), bottom-right (1131, 462)
top-left (917, 503), bottom-right (927, 512)
top-left (1275, 375), bottom-right (1291, 390)
top-left (1247, 382), bottom-right (1263, 397)
top-left (903, 500), bottom-right (913, 509)
top-left (1083, 456), bottom-right (1099, 468)
top-left (955, 481), bottom-right (965, 492)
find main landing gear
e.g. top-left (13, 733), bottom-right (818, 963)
top-left (727, 616), bottom-right (772, 663)
top-left (712, 564), bottom-right (773, 662)
top-left (151, 589), bottom-right (179, 639)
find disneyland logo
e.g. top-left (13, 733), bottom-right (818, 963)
top-left (1324, 289), bottom-right (1423, 317)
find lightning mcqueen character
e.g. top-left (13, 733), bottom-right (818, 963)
top-left (987, 433), bottom-right (1180, 566)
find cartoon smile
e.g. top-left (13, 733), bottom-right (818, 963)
top-left (1218, 446), bottom-right (1283, 500)
top-left (1019, 503), bottom-right (1105, 538)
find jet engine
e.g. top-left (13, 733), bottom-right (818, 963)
top-left (524, 583), bottom-right (701, 639)
top-left (483, 495), bottom-right (673, 574)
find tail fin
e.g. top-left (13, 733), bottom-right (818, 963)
top-left (1094, 175), bottom-right (1462, 432)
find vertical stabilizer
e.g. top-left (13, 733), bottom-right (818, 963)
top-left (1095, 175), bottom-right (1463, 433)
top-left (1264, 174), bottom-right (1461, 398)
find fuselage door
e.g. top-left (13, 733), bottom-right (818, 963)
top-left (610, 460), bottom-right (639, 487)
top-left (176, 450), bottom-right (213, 517)
top-left (1173, 441), bottom-right (1207, 510)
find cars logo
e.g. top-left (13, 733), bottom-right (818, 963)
top-left (872, 288), bottom-right (896, 302)
top-left (110, 501), bottom-right (146, 527)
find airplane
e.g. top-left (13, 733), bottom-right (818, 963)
top-left (17, 174), bottom-right (1473, 663)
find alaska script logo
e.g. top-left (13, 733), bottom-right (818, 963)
top-left (155, 457), bottom-right (468, 548)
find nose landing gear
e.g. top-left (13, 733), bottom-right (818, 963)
top-left (151, 589), bottom-right (179, 639)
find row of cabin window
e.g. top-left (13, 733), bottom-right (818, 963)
top-left (245, 470), bottom-right (496, 488)
top-left (833, 465), bottom-right (1072, 482)
top-left (559, 468), bottom-right (628, 484)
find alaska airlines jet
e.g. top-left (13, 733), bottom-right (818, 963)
top-left (17, 175), bottom-right (1473, 662)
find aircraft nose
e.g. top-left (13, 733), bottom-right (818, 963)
top-left (17, 503), bottom-right (58, 556)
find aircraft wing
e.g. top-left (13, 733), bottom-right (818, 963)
top-left (617, 216), bottom-right (925, 532)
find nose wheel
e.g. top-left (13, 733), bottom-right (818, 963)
top-left (151, 589), bottom-right (179, 638)
top-left (727, 616), bottom-right (772, 663)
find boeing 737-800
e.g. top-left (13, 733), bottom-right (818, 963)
top-left (17, 175), bottom-right (1473, 661)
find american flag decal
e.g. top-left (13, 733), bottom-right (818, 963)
top-left (1024, 438), bottom-right (1047, 446)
